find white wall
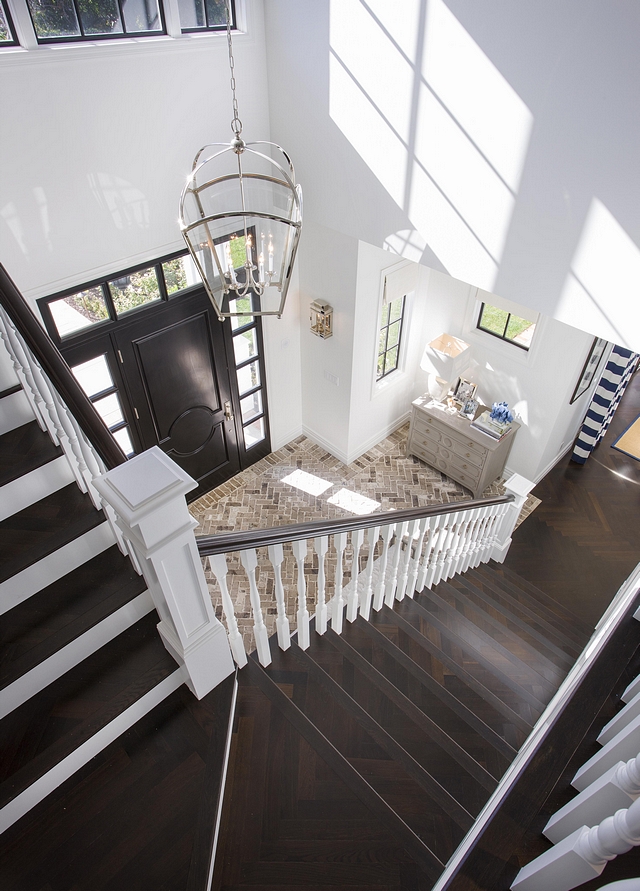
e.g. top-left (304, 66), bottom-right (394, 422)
top-left (263, 0), bottom-right (640, 352)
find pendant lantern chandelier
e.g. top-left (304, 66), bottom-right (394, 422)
top-left (179, 1), bottom-right (302, 321)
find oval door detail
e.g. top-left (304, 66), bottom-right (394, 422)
top-left (167, 405), bottom-right (217, 457)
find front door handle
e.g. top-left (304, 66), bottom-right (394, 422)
top-left (224, 400), bottom-right (234, 421)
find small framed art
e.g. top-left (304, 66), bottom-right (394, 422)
top-left (453, 378), bottom-right (477, 405)
top-left (570, 337), bottom-right (607, 404)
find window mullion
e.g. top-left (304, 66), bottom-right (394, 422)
top-left (7, 0), bottom-right (38, 47)
top-left (161, 0), bottom-right (182, 36)
top-left (502, 313), bottom-right (510, 339)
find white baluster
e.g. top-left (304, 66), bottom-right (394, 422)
top-left (573, 712), bottom-right (640, 792)
top-left (396, 519), bottom-right (418, 601)
top-left (359, 525), bottom-right (380, 620)
top-left (292, 539), bottom-right (310, 650)
top-left (417, 517), bottom-right (440, 592)
top-left (372, 523), bottom-right (394, 612)
top-left (346, 528), bottom-right (365, 622)
top-left (512, 797), bottom-right (640, 891)
top-left (0, 309), bottom-right (50, 436)
top-left (385, 521), bottom-right (408, 607)
top-left (407, 517), bottom-right (429, 598)
top-left (472, 510), bottom-right (493, 568)
top-left (424, 515), bottom-right (450, 589)
top-left (208, 553), bottom-right (248, 667)
top-left (314, 536), bottom-right (329, 635)
top-left (545, 754), bottom-right (640, 844)
top-left (460, 509), bottom-right (482, 573)
top-left (239, 548), bottom-right (271, 666)
top-left (450, 510), bottom-right (474, 576)
top-left (267, 543), bottom-right (290, 650)
top-left (434, 511), bottom-right (461, 585)
top-left (46, 386), bottom-right (90, 493)
top-left (332, 532), bottom-right (348, 634)
top-left (599, 687), bottom-right (640, 746)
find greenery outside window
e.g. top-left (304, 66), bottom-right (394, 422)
top-left (0, 0), bottom-right (18, 43)
top-left (25, 0), bottom-right (164, 42)
top-left (477, 302), bottom-right (536, 351)
top-left (377, 294), bottom-right (405, 381)
top-left (178, 0), bottom-right (234, 33)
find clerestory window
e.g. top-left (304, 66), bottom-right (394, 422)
top-left (0, 0), bottom-right (18, 43)
top-left (477, 302), bottom-right (536, 351)
top-left (377, 293), bottom-right (405, 381)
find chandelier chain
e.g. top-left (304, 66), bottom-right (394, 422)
top-left (225, 0), bottom-right (243, 139)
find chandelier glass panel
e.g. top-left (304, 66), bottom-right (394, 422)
top-left (179, 3), bottom-right (302, 320)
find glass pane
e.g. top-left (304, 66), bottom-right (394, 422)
top-left (233, 328), bottom-right (258, 365)
top-left (385, 346), bottom-right (399, 373)
top-left (387, 319), bottom-right (401, 349)
top-left (49, 287), bottom-right (109, 337)
top-left (162, 255), bottom-right (200, 294)
top-left (243, 416), bottom-right (265, 449)
top-left (109, 266), bottom-right (161, 317)
top-left (27, 0), bottom-right (81, 38)
top-left (506, 314), bottom-right (535, 348)
top-left (93, 392), bottom-right (124, 429)
top-left (177, 0), bottom-right (205, 28)
top-left (377, 354), bottom-right (385, 379)
top-left (77, 0), bottom-right (122, 34)
top-left (479, 304), bottom-right (508, 337)
top-left (229, 297), bottom-right (253, 330)
top-left (204, 0), bottom-right (226, 27)
top-left (0, 2), bottom-right (15, 42)
top-left (121, 0), bottom-right (162, 32)
top-left (112, 425), bottom-right (134, 456)
top-left (380, 303), bottom-right (390, 327)
top-left (72, 354), bottom-right (114, 398)
top-left (389, 296), bottom-right (404, 323)
top-left (378, 328), bottom-right (387, 356)
top-left (236, 360), bottom-right (260, 396)
top-left (240, 390), bottom-right (262, 425)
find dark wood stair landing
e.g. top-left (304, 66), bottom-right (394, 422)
top-left (212, 562), bottom-right (577, 889)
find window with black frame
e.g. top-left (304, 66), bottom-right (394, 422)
top-left (25, 0), bottom-right (164, 42)
top-left (178, 0), bottom-right (234, 33)
top-left (477, 302), bottom-right (536, 350)
top-left (0, 0), bottom-right (18, 43)
top-left (377, 294), bottom-right (405, 381)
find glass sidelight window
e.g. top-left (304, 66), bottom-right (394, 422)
top-left (71, 354), bottom-right (135, 456)
top-left (230, 295), bottom-right (266, 449)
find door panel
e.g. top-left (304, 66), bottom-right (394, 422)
top-left (114, 291), bottom-right (241, 494)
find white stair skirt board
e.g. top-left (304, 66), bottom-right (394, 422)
top-left (0, 667), bottom-right (185, 835)
top-left (0, 389), bottom-right (34, 436)
top-left (0, 455), bottom-right (74, 522)
top-left (0, 590), bottom-right (154, 719)
top-left (573, 715), bottom-right (640, 791)
top-left (0, 521), bottom-right (115, 615)
top-left (598, 688), bottom-right (640, 746)
top-left (622, 672), bottom-right (640, 705)
top-left (544, 760), bottom-right (639, 843)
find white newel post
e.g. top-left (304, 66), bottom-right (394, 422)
top-left (94, 447), bottom-right (234, 699)
top-left (491, 474), bottom-right (536, 563)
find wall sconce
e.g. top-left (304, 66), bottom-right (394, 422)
top-left (310, 301), bottom-right (333, 338)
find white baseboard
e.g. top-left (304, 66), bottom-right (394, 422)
top-left (344, 412), bottom-right (412, 465)
top-left (0, 455), bottom-right (74, 521)
top-left (0, 389), bottom-right (35, 435)
top-left (301, 425), bottom-right (350, 465)
top-left (0, 667), bottom-right (185, 835)
top-left (533, 442), bottom-right (575, 484)
top-left (270, 424), bottom-right (304, 453)
top-left (0, 590), bottom-right (154, 718)
top-left (0, 521), bottom-right (116, 615)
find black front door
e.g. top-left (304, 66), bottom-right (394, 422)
top-left (113, 290), bottom-right (241, 496)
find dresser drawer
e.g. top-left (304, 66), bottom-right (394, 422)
top-left (414, 412), bottom-right (486, 465)
top-left (431, 455), bottom-right (476, 490)
top-left (408, 437), bottom-right (437, 467)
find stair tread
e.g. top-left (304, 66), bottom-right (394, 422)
top-left (0, 611), bottom-right (176, 808)
top-left (485, 561), bottom-right (593, 640)
top-left (463, 567), bottom-right (583, 658)
top-left (0, 545), bottom-right (148, 690)
top-left (0, 420), bottom-right (62, 488)
top-left (0, 483), bottom-right (104, 584)
top-left (373, 604), bottom-right (532, 740)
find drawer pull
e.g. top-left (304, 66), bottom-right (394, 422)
top-left (467, 441), bottom-right (474, 447)
top-left (463, 464), bottom-right (467, 469)
top-left (466, 452), bottom-right (471, 457)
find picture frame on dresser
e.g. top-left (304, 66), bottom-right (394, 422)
top-left (453, 377), bottom-right (476, 405)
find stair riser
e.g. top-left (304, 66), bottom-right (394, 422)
top-left (0, 522), bottom-right (115, 615)
top-left (0, 667), bottom-right (184, 835)
top-left (0, 389), bottom-right (34, 436)
top-left (0, 590), bottom-right (153, 718)
top-left (0, 455), bottom-right (74, 522)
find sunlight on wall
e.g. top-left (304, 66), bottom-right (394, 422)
top-left (383, 228), bottom-right (426, 262)
top-left (87, 173), bottom-right (149, 231)
top-left (329, 0), bottom-right (532, 291)
top-left (558, 199), bottom-right (640, 348)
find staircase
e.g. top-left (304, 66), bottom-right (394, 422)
top-left (212, 560), bottom-right (593, 889)
top-left (0, 392), bottom-right (233, 890)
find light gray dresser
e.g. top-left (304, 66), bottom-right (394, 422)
top-left (406, 395), bottom-right (520, 498)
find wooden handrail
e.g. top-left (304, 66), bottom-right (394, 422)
top-left (196, 493), bottom-right (514, 556)
top-left (0, 263), bottom-right (126, 469)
